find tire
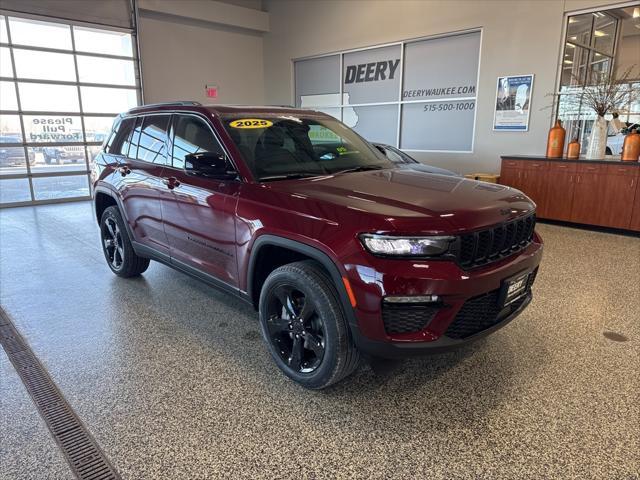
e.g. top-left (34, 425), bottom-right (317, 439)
top-left (100, 205), bottom-right (150, 277)
top-left (258, 260), bottom-right (360, 389)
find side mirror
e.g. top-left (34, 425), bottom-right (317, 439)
top-left (184, 152), bottom-right (237, 179)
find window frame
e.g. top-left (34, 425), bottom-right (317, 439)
top-left (0, 10), bottom-right (142, 207)
top-left (553, 2), bottom-right (638, 153)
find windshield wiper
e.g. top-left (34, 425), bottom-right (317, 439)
top-left (259, 173), bottom-right (323, 182)
top-left (333, 165), bottom-right (386, 175)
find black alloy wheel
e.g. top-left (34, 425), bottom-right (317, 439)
top-left (99, 206), bottom-right (150, 277)
top-left (265, 284), bottom-right (325, 373)
top-left (102, 216), bottom-right (124, 271)
top-left (259, 261), bottom-right (360, 389)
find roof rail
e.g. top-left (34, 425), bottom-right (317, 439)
top-left (128, 101), bottom-right (202, 113)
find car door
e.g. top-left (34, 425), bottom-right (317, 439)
top-left (161, 113), bottom-right (241, 289)
top-left (116, 114), bottom-right (172, 256)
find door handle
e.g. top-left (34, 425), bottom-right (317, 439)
top-left (163, 177), bottom-right (181, 189)
top-left (118, 166), bottom-right (131, 176)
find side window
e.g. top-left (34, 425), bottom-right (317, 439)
top-left (104, 117), bottom-right (121, 152)
top-left (108, 117), bottom-right (135, 156)
top-left (171, 115), bottom-right (224, 169)
top-left (123, 116), bottom-right (142, 158)
top-left (135, 115), bottom-right (171, 164)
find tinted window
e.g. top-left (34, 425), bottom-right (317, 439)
top-left (127, 116), bottom-right (142, 159)
top-left (134, 115), bottom-right (170, 164)
top-left (171, 115), bottom-right (224, 169)
top-left (109, 117), bottom-right (135, 156)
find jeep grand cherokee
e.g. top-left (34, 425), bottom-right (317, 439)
top-left (92, 102), bottom-right (543, 389)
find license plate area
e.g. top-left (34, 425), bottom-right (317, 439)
top-left (498, 271), bottom-right (530, 308)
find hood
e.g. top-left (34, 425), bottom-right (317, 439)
top-left (268, 168), bottom-right (534, 233)
top-left (398, 163), bottom-right (459, 177)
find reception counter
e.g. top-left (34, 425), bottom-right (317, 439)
top-left (500, 155), bottom-right (640, 232)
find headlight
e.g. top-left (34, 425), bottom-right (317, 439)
top-left (359, 234), bottom-right (455, 257)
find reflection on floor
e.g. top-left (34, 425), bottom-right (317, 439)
top-left (0, 202), bottom-right (638, 479)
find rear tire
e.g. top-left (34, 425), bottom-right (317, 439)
top-left (100, 206), bottom-right (150, 277)
top-left (259, 260), bottom-right (360, 389)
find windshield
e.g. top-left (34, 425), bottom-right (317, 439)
top-left (220, 113), bottom-right (394, 181)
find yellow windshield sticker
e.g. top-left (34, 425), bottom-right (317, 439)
top-left (229, 119), bottom-right (273, 129)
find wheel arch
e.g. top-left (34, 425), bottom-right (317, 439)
top-left (94, 188), bottom-right (118, 224)
top-left (93, 185), bottom-right (137, 245)
top-left (247, 235), bottom-right (358, 330)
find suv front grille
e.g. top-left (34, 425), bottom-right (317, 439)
top-left (444, 270), bottom-right (537, 339)
top-left (382, 303), bottom-right (441, 335)
top-left (457, 214), bottom-right (535, 269)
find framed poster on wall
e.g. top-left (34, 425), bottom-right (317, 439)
top-left (493, 74), bottom-right (534, 131)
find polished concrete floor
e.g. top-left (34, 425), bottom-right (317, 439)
top-left (0, 202), bottom-right (638, 479)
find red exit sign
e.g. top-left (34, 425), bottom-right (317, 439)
top-left (205, 85), bottom-right (218, 99)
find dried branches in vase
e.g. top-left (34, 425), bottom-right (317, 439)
top-left (550, 66), bottom-right (638, 159)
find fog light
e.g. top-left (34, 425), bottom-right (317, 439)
top-left (383, 295), bottom-right (440, 304)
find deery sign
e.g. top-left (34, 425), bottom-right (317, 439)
top-left (344, 59), bottom-right (400, 84)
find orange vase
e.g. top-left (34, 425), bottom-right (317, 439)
top-left (546, 119), bottom-right (566, 158)
top-left (567, 138), bottom-right (580, 159)
top-left (621, 129), bottom-right (640, 162)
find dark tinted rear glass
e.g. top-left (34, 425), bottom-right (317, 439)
top-left (109, 117), bottom-right (135, 156)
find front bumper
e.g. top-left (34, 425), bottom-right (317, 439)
top-left (352, 291), bottom-right (532, 358)
top-left (344, 234), bottom-right (543, 357)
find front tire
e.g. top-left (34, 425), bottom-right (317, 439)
top-left (100, 206), bottom-right (150, 277)
top-left (259, 260), bottom-right (360, 389)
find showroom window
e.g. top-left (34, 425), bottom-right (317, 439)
top-left (294, 30), bottom-right (481, 153)
top-left (555, 6), bottom-right (640, 153)
top-left (0, 13), bottom-right (140, 206)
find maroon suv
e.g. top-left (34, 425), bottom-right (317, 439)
top-left (92, 102), bottom-right (543, 389)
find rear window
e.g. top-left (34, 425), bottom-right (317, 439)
top-left (220, 113), bottom-right (392, 181)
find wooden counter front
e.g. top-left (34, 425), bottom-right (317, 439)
top-left (500, 156), bottom-right (640, 231)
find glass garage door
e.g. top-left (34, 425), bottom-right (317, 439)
top-left (0, 13), bottom-right (141, 206)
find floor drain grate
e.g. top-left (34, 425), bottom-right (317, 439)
top-left (0, 307), bottom-right (121, 480)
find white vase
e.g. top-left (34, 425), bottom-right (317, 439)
top-left (585, 115), bottom-right (607, 159)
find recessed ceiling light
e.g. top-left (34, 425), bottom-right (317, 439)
top-left (594, 30), bottom-right (607, 37)
top-left (570, 36), bottom-right (577, 40)
top-left (564, 60), bottom-right (574, 65)
top-left (566, 42), bottom-right (575, 48)
top-left (634, 7), bottom-right (639, 18)
top-left (569, 18), bottom-right (578, 24)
